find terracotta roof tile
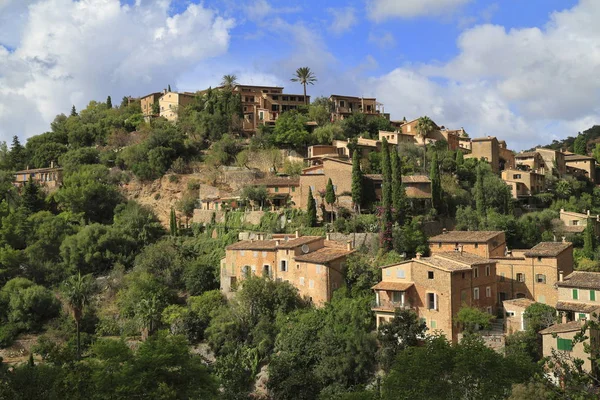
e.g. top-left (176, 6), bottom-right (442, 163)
top-left (434, 252), bottom-right (493, 265)
top-left (556, 301), bottom-right (600, 313)
top-left (428, 231), bottom-right (504, 243)
top-left (371, 281), bottom-right (415, 291)
top-left (226, 236), bottom-right (322, 251)
top-left (557, 271), bottom-right (600, 290)
top-left (293, 247), bottom-right (353, 264)
top-left (540, 320), bottom-right (585, 335)
top-left (565, 154), bottom-right (594, 161)
top-left (253, 177), bottom-right (300, 187)
top-left (417, 256), bottom-right (474, 272)
top-left (523, 242), bottom-right (572, 257)
top-left (515, 151), bottom-right (539, 158)
top-left (503, 298), bottom-right (535, 309)
top-left (472, 136), bottom-right (497, 142)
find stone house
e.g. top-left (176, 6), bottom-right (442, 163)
top-left (556, 271), bottom-right (600, 322)
top-left (565, 154), bottom-right (596, 183)
top-left (514, 151), bottom-right (546, 171)
top-left (140, 92), bottom-right (163, 121)
top-left (220, 233), bottom-right (354, 306)
top-left (428, 231), bottom-right (507, 259)
top-left (373, 252), bottom-right (498, 343)
top-left (558, 209), bottom-right (600, 236)
top-left (465, 136), bottom-right (515, 173)
top-left (503, 298), bottom-right (535, 334)
top-left (14, 164), bottom-right (63, 190)
top-left (329, 95), bottom-right (388, 122)
top-left (501, 168), bottom-right (546, 198)
top-left (253, 176), bottom-right (300, 209)
top-left (536, 147), bottom-right (567, 176)
top-left (158, 91), bottom-right (195, 121)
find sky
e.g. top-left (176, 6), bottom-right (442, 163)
top-left (2, 0), bottom-right (600, 150)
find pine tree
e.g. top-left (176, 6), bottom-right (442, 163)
top-left (391, 147), bottom-right (407, 224)
top-left (71, 105), bottom-right (78, 116)
top-left (306, 187), bottom-right (317, 227)
top-left (22, 178), bottom-right (43, 213)
top-left (351, 150), bottom-right (363, 214)
top-left (170, 207), bottom-right (178, 236)
top-left (574, 134), bottom-right (587, 155)
top-left (106, 95), bottom-right (112, 108)
top-left (325, 178), bottom-right (336, 223)
top-left (475, 165), bottom-right (486, 217)
top-left (430, 152), bottom-right (442, 212)
top-left (584, 219), bottom-right (596, 258)
top-left (455, 150), bottom-right (464, 167)
top-left (8, 136), bottom-right (25, 170)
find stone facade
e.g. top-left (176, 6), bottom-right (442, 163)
top-left (428, 231), bottom-right (507, 258)
top-left (501, 168), bottom-right (545, 198)
top-left (329, 95), bottom-right (388, 122)
top-left (14, 165), bottom-right (63, 190)
top-left (536, 147), bottom-right (566, 176)
top-left (565, 154), bottom-right (596, 183)
top-left (503, 298), bottom-right (535, 334)
top-left (159, 91), bottom-right (195, 121)
top-left (556, 271), bottom-right (600, 322)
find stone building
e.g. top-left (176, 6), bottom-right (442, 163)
top-left (565, 154), bottom-right (596, 183)
top-left (556, 271), bottom-right (600, 322)
top-left (501, 168), bottom-right (546, 198)
top-left (14, 164), bottom-right (63, 190)
top-left (428, 231), bottom-right (507, 259)
top-left (158, 91), bottom-right (195, 121)
top-left (503, 298), bottom-right (535, 334)
top-left (558, 209), bottom-right (600, 236)
top-left (536, 147), bottom-right (567, 176)
top-left (329, 95), bottom-right (388, 122)
top-left (372, 252), bottom-right (498, 343)
top-left (220, 233), bottom-right (353, 306)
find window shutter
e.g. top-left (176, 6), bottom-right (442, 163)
top-left (573, 289), bottom-right (579, 300)
top-left (591, 290), bottom-right (596, 301)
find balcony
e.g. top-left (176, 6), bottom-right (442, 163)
top-left (372, 299), bottom-right (412, 312)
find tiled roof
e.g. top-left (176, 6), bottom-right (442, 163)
top-left (434, 252), bottom-right (493, 265)
top-left (560, 226), bottom-right (586, 233)
top-left (472, 136), bottom-right (497, 142)
top-left (226, 236), bottom-right (322, 251)
top-left (556, 301), bottom-right (600, 314)
top-left (503, 298), bottom-right (535, 309)
top-left (515, 151), bottom-right (539, 158)
top-left (417, 256), bottom-right (474, 272)
top-left (293, 247), bottom-right (353, 264)
top-left (565, 154), bottom-right (594, 161)
top-left (539, 321), bottom-right (585, 335)
top-left (428, 231), bottom-right (504, 243)
top-left (371, 281), bottom-right (415, 291)
top-left (15, 166), bottom-right (63, 174)
top-left (365, 174), bottom-right (382, 181)
top-left (403, 175), bottom-right (431, 183)
top-left (253, 177), bottom-right (300, 187)
top-left (523, 242), bottom-right (572, 257)
top-left (557, 271), bottom-right (600, 290)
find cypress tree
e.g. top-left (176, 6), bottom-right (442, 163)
top-left (170, 207), bottom-right (178, 236)
top-left (8, 136), bottom-right (25, 170)
top-left (475, 165), bottom-right (486, 217)
top-left (574, 134), bottom-right (587, 155)
top-left (380, 138), bottom-right (394, 251)
top-left (391, 147), bottom-right (407, 224)
top-left (22, 178), bottom-right (43, 214)
top-left (306, 187), bottom-right (317, 227)
top-left (325, 178), bottom-right (336, 223)
top-left (168, 84), bottom-right (172, 92)
top-left (71, 105), bottom-right (78, 117)
top-left (106, 95), bottom-right (112, 108)
top-left (351, 150), bottom-right (363, 214)
top-left (455, 150), bottom-right (464, 167)
top-left (584, 219), bottom-right (596, 258)
top-left (430, 152), bottom-right (442, 212)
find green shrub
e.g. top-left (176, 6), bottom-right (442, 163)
top-left (0, 323), bottom-right (19, 348)
top-left (169, 174), bottom-right (179, 183)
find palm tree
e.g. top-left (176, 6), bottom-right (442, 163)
top-left (137, 295), bottom-right (161, 341)
top-left (290, 67), bottom-right (317, 105)
top-left (62, 273), bottom-right (95, 359)
top-left (221, 74), bottom-right (238, 90)
top-left (415, 116), bottom-right (436, 171)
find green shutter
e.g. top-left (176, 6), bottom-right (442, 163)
top-left (573, 289), bottom-right (578, 300)
top-left (557, 338), bottom-right (573, 352)
top-left (579, 313), bottom-right (586, 320)
top-left (591, 290), bottom-right (596, 301)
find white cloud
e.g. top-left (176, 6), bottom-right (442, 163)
top-left (367, 0), bottom-right (472, 21)
top-left (366, 0), bottom-right (600, 150)
top-left (368, 31), bottom-right (396, 49)
top-left (0, 0), bottom-right (234, 142)
top-left (244, 0), bottom-right (301, 22)
top-left (327, 7), bottom-right (357, 35)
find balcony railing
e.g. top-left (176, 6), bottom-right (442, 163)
top-left (372, 299), bottom-right (412, 311)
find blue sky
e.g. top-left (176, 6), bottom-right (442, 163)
top-left (0, 0), bottom-right (598, 150)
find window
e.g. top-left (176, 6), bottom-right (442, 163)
top-left (557, 338), bottom-right (573, 352)
top-left (430, 320), bottom-right (437, 329)
top-left (485, 265), bottom-right (491, 276)
top-left (263, 265), bottom-right (271, 277)
top-left (230, 276), bottom-right (237, 291)
top-left (573, 289), bottom-right (579, 300)
top-left (579, 313), bottom-right (586, 320)
top-left (486, 287), bottom-right (491, 298)
top-left (280, 260), bottom-right (287, 272)
top-left (240, 250), bottom-right (245, 256)
top-left (537, 256), bottom-right (542, 262)
top-left (292, 187), bottom-right (295, 192)
top-left (473, 267), bottom-right (479, 278)
top-left (385, 269), bottom-right (391, 276)
top-left (290, 96), bottom-right (296, 101)
top-left (500, 272), bottom-right (505, 282)
top-left (428, 271), bottom-right (434, 279)
top-left (299, 277), bottom-right (305, 286)
top-left (516, 273), bottom-right (525, 283)
top-left (591, 290), bottom-right (596, 301)
top-left (298, 96), bottom-right (304, 102)
top-left (474, 243), bottom-right (479, 249)
top-left (259, 112), bottom-right (264, 120)
top-left (272, 95), bottom-right (279, 100)
top-left (536, 274), bottom-right (546, 284)
top-left (262, 251), bottom-right (267, 257)
top-left (272, 104), bottom-right (279, 112)
top-left (427, 293), bottom-right (437, 310)
top-left (253, 251), bottom-right (258, 258)
top-left (309, 280), bottom-right (314, 289)
top-left (513, 174), bottom-right (521, 179)
top-left (438, 243), bottom-right (442, 248)
top-left (274, 187), bottom-right (279, 193)
top-left (396, 269), bottom-right (405, 278)
top-left (340, 100), bottom-right (345, 107)
top-left (474, 288), bottom-right (480, 300)
top-left (392, 291), bottom-right (403, 303)
top-left (316, 265), bottom-right (322, 274)
top-left (241, 265), bottom-right (250, 277)
top-left (461, 273), bottom-right (466, 279)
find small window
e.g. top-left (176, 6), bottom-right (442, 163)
top-left (430, 320), bottom-right (437, 329)
top-left (461, 289), bottom-right (467, 301)
top-left (275, 187), bottom-right (279, 193)
top-left (262, 251), bottom-right (267, 257)
top-left (474, 288), bottom-right (480, 300)
top-left (240, 250), bottom-right (245, 256)
top-left (396, 269), bottom-right (405, 278)
top-left (485, 265), bottom-right (490, 276)
top-left (473, 267), bottom-right (479, 278)
top-left (292, 187), bottom-right (295, 192)
top-left (272, 95), bottom-right (279, 100)
top-left (486, 307), bottom-right (493, 314)
top-left (309, 280), bottom-right (314, 289)
top-left (537, 256), bottom-right (542, 262)
top-left (280, 260), bottom-right (287, 272)
top-left (557, 337), bottom-right (573, 352)
top-left (385, 269), bottom-right (391, 276)
top-left (516, 273), bottom-right (525, 283)
top-left (427, 293), bottom-right (437, 310)
top-left (573, 289), bottom-right (579, 300)
top-left (299, 277), bottom-right (305, 286)
top-left (438, 243), bottom-right (442, 248)
top-left (253, 251), bottom-right (258, 258)
top-left (316, 265), bottom-right (322, 274)
top-left (536, 274), bottom-right (546, 284)
top-left (579, 313), bottom-right (586, 320)
top-left (461, 272), bottom-right (465, 279)
top-left (428, 271), bottom-right (434, 279)
top-left (474, 243), bottom-right (479, 249)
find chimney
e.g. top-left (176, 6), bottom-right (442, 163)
top-left (163, 88), bottom-right (167, 94)
top-left (559, 270), bottom-right (564, 282)
top-left (415, 252), bottom-right (422, 260)
top-left (346, 240), bottom-right (353, 251)
top-left (562, 236), bottom-right (566, 243)
top-left (275, 239), bottom-right (280, 247)
top-left (458, 245), bottom-right (463, 255)
top-left (442, 228), bottom-right (448, 234)
top-left (295, 230), bottom-right (300, 238)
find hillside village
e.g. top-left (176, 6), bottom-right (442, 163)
top-left (4, 72), bottom-right (600, 399)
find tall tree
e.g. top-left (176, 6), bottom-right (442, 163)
top-left (168, 84), bottom-right (172, 92)
top-left (430, 152), bottom-right (442, 212)
top-left (70, 105), bottom-right (78, 117)
top-left (170, 207), bottom-right (178, 236)
top-left (380, 138), bottom-right (393, 251)
top-left (391, 147), bottom-right (407, 224)
top-left (584, 219), bottom-right (596, 258)
top-left (106, 95), bottom-right (112, 108)
top-left (306, 187), bottom-right (317, 227)
top-left (325, 178), bottom-right (336, 223)
top-left (415, 116), bottom-right (435, 143)
top-left (8, 136), bottom-right (26, 170)
top-left (21, 177), bottom-right (44, 214)
top-left (221, 74), bottom-right (238, 89)
top-left (455, 150), bottom-right (464, 167)
top-left (62, 273), bottom-right (95, 359)
top-left (475, 164), bottom-right (486, 217)
top-left (290, 67), bottom-right (317, 105)
top-left (377, 309), bottom-right (427, 372)
top-left (574, 134), bottom-right (587, 155)
top-left (351, 150), bottom-right (363, 214)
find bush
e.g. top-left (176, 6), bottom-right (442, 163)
top-left (168, 174), bottom-right (179, 183)
top-left (0, 323), bottom-right (19, 348)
